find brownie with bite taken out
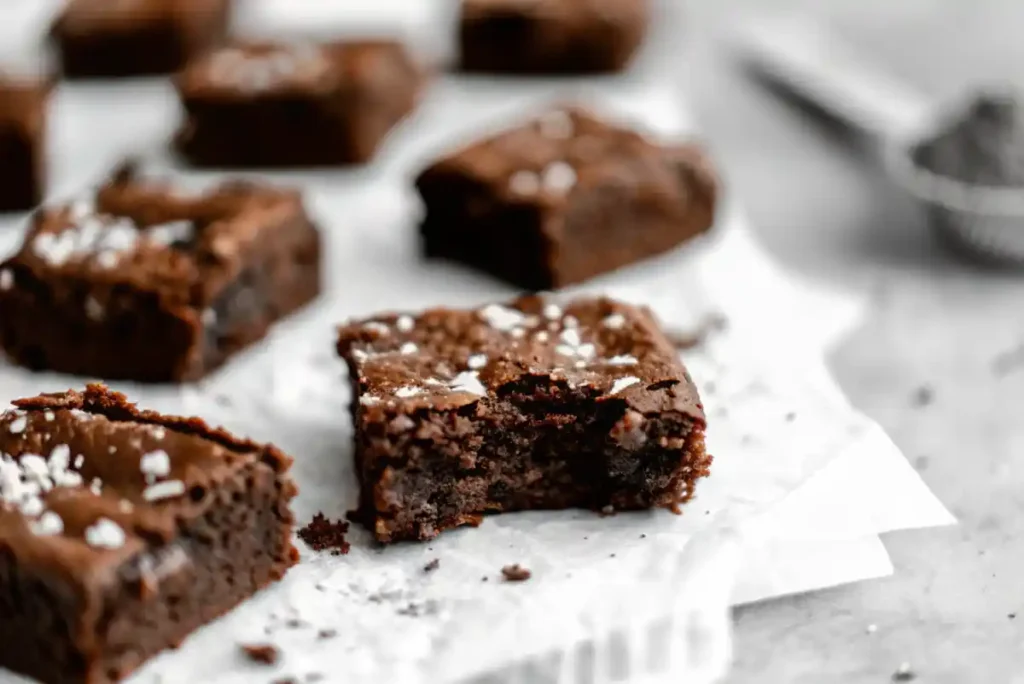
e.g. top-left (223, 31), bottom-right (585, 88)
top-left (337, 295), bottom-right (710, 543)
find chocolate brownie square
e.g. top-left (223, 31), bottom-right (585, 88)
top-left (174, 41), bottom-right (423, 168)
top-left (337, 296), bottom-right (710, 543)
top-left (0, 76), bottom-right (50, 213)
top-left (416, 105), bottom-right (718, 290)
top-left (51, 0), bottom-right (233, 79)
top-left (0, 164), bottom-right (321, 382)
top-left (0, 384), bottom-right (298, 684)
top-left (459, 0), bottom-right (651, 74)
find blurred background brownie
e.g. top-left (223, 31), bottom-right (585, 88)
top-left (416, 105), bottom-right (718, 290)
top-left (458, 0), bottom-right (651, 74)
top-left (0, 74), bottom-right (49, 212)
top-left (0, 165), bottom-right (321, 382)
top-left (174, 40), bottom-right (423, 168)
top-left (0, 384), bottom-right (298, 684)
top-left (51, 0), bottom-right (233, 79)
top-left (337, 296), bottom-right (710, 543)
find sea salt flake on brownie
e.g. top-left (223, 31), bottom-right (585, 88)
top-left (31, 510), bottom-right (64, 537)
top-left (543, 303), bottom-right (562, 320)
top-left (449, 371), bottom-right (486, 396)
top-left (509, 170), bottom-right (541, 196)
top-left (141, 450), bottom-right (172, 482)
top-left (602, 313), bottom-right (626, 329)
top-left (542, 161), bottom-right (577, 194)
top-left (605, 354), bottom-right (637, 366)
top-left (0, 269), bottom-right (12, 292)
top-left (8, 415), bottom-right (27, 434)
top-left (396, 315), bottom-right (415, 332)
top-left (364, 321), bottom-right (390, 336)
top-left (394, 386), bottom-right (422, 398)
top-left (609, 376), bottom-right (640, 395)
top-left (467, 354), bottom-right (488, 370)
top-left (19, 496), bottom-right (43, 517)
top-left (84, 518), bottom-right (126, 549)
top-left (142, 479), bottom-right (186, 502)
top-left (479, 303), bottom-right (527, 332)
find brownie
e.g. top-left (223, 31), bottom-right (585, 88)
top-left (0, 164), bottom-right (321, 382)
top-left (459, 0), bottom-right (651, 74)
top-left (174, 41), bottom-right (423, 168)
top-left (0, 76), bottom-right (49, 213)
top-left (336, 296), bottom-right (711, 543)
top-left (51, 0), bottom-right (233, 79)
top-left (415, 105), bottom-right (718, 290)
top-left (0, 384), bottom-right (298, 684)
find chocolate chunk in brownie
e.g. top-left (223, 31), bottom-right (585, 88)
top-left (174, 41), bottom-right (423, 168)
top-left (459, 0), bottom-right (651, 74)
top-left (0, 384), bottom-right (298, 684)
top-left (51, 0), bottom-right (233, 79)
top-left (0, 164), bottom-right (321, 382)
top-left (336, 296), bottom-right (710, 544)
top-left (415, 105), bottom-right (718, 290)
top-left (0, 76), bottom-right (50, 212)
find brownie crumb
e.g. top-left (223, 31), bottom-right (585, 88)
top-left (501, 564), bottom-right (532, 582)
top-left (240, 643), bottom-right (280, 665)
top-left (892, 663), bottom-right (915, 681)
top-left (298, 513), bottom-right (350, 555)
top-left (481, 576), bottom-right (488, 582)
top-left (317, 628), bottom-right (337, 640)
top-left (424, 558), bottom-right (440, 573)
top-left (640, 533), bottom-right (647, 539)
top-left (911, 385), bottom-right (934, 408)
top-left (272, 678), bottom-right (298, 684)
top-left (667, 314), bottom-right (728, 350)
top-left (1009, 613), bottom-right (1017, 620)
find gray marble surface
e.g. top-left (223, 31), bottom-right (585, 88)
top-left (682, 1), bottom-right (1024, 682)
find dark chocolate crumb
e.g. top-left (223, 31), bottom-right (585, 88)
top-left (317, 628), bottom-right (337, 640)
top-left (1009, 613), bottom-right (1017, 619)
top-left (892, 663), bottom-right (915, 681)
top-left (481, 576), bottom-right (488, 582)
top-left (240, 643), bottom-right (280, 666)
top-left (911, 385), bottom-right (934, 408)
top-left (501, 564), bottom-right (532, 582)
top-left (667, 313), bottom-right (728, 350)
top-left (285, 618), bottom-right (306, 629)
top-left (424, 558), bottom-right (440, 573)
top-left (298, 513), bottom-right (350, 556)
top-left (640, 533), bottom-right (647, 539)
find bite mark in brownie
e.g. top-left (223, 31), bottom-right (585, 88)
top-left (459, 0), bottom-right (651, 74)
top-left (175, 41), bottom-right (423, 168)
top-left (416, 105), bottom-right (718, 290)
top-left (0, 164), bottom-right (322, 382)
top-left (0, 76), bottom-right (50, 213)
top-left (0, 384), bottom-right (298, 684)
top-left (337, 296), bottom-right (711, 544)
top-left (51, 0), bottom-right (233, 79)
